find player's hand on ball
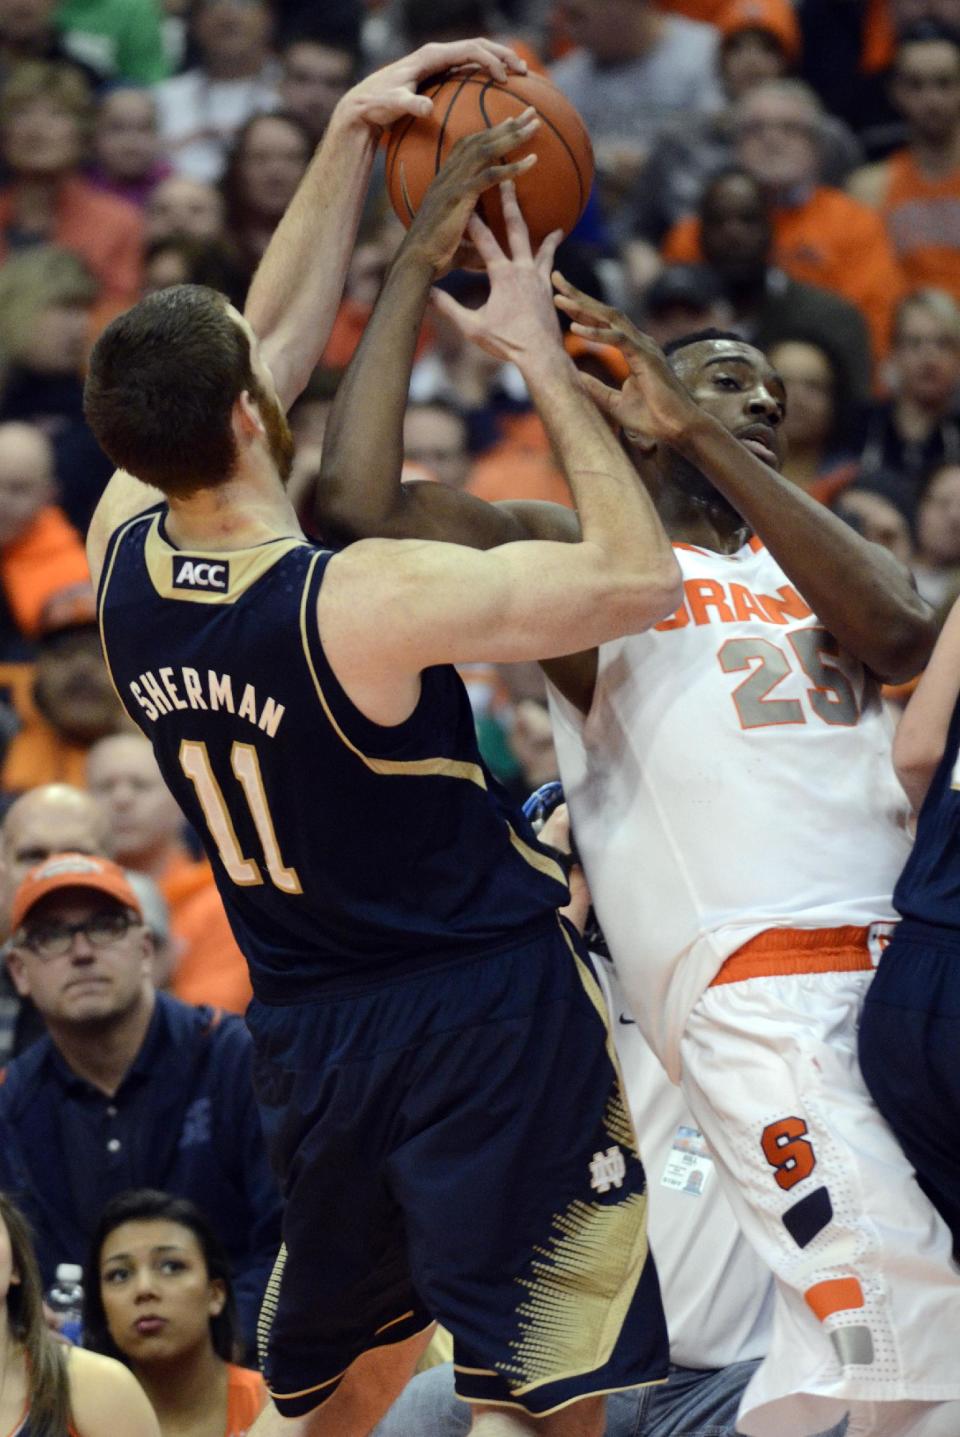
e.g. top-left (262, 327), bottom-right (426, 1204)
top-left (430, 182), bottom-right (564, 363)
top-left (405, 114), bottom-right (540, 275)
top-left (553, 275), bottom-right (699, 447)
top-left (340, 39), bottom-right (527, 132)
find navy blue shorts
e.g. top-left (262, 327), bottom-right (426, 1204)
top-left (859, 918), bottom-right (960, 1253)
top-left (248, 920), bottom-right (667, 1418)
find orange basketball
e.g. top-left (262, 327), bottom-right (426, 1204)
top-left (385, 70), bottom-right (594, 252)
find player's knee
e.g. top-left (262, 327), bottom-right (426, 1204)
top-left (541, 1395), bottom-right (605, 1437)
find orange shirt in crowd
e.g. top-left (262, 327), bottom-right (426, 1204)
top-left (0, 505), bottom-right (93, 792)
top-left (878, 149), bottom-right (960, 300)
top-left (1, 713), bottom-right (89, 793)
top-left (655, 0), bottom-right (729, 20)
top-left (0, 177), bottom-right (143, 313)
top-left (160, 848), bottom-right (253, 1015)
top-left (862, 0), bottom-right (896, 74)
top-left (1, 505), bottom-right (90, 642)
top-left (662, 185), bottom-right (906, 360)
top-left (226, 1362), bottom-right (268, 1436)
top-left (466, 412), bottom-right (574, 507)
top-left (322, 297), bottom-right (435, 372)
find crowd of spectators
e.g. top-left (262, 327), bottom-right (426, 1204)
top-left (0, 0), bottom-right (958, 1431)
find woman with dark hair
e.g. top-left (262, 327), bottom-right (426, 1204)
top-left (766, 335), bottom-right (860, 502)
top-left (84, 1191), bottom-right (266, 1437)
top-left (911, 459), bottom-right (960, 608)
top-left (220, 110), bottom-right (312, 289)
top-left (0, 1191), bottom-right (157, 1437)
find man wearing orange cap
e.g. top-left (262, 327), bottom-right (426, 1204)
top-left (661, 78), bottom-right (903, 363)
top-left (0, 850), bottom-right (282, 1358)
top-left (624, 0), bottom-right (861, 251)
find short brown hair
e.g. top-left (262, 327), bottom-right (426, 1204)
top-left (84, 285), bottom-right (257, 496)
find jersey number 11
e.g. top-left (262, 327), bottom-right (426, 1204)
top-left (180, 739), bottom-right (302, 894)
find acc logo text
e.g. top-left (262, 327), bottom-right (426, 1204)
top-left (173, 558), bottom-right (229, 592)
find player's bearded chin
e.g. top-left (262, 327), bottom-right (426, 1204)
top-left (254, 384), bottom-right (295, 484)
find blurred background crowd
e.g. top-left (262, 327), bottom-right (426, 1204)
top-left (0, 0), bottom-right (956, 1428)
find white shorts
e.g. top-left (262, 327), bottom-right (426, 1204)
top-left (680, 964), bottom-right (960, 1437)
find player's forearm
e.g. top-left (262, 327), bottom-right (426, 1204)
top-left (245, 108), bottom-right (376, 411)
top-left (893, 597), bottom-right (960, 809)
top-left (523, 353), bottom-right (681, 613)
top-left (674, 410), bottom-right (936, 683)
top-left (316, 245), bottom-right (434, 542)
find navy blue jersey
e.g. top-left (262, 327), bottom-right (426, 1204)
top-left (894, 686), bottom-right (960, 928)
top-left (97, 508), bottom-right (568, 1002)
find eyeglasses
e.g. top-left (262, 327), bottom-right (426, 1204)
top-left (738, 118), bottom-right (817, 139)
top-left (19, 910), bottom-right (136, 960)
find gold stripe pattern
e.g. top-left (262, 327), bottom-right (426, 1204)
top-left (257, 1241), bottom-right (286, 1371)
top-left (297, 554), bottom-right (569, 888)
top-left (97, 513), bottom-right (150, 716)
top-left (503, 1190), bottom-right (650, 1392)
top-left (492, 927), bottom-right (651, 1392)
top-left (507, 825), bottom-right (567, 887)
top-left (456, 1377), bottom-right (668, 1416)
top-left (143, 513), bottom-right (306, 604)
top-left (297, 551), bottom-right (488, 787)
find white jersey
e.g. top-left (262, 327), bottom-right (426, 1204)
top-left (593, 956), bottom-right (774, 1370)
top-left (548, 539), bottom-right (912, 1079)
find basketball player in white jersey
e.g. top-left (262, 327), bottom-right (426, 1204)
top-left (314, 239), bottom-right (960, 1435)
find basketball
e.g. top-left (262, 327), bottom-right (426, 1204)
top-left (385, 70), bottom-right (594, 252)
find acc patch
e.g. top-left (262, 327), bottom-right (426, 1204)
top-left (172, 557), bottom-right (229, 592)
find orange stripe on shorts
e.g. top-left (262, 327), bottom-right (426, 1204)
top-left (805, 1278), bottom-right (865, 1321)
top-left (710, 927), bottom-right (873, 986)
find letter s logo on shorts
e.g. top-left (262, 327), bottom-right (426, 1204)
top-left (172, 558), bottom-right (230, 592)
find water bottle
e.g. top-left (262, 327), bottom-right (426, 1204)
top-left (46, 1262), bottom-right (84, 1344)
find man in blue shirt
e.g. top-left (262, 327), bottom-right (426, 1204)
top-left (0, 849), bottom-right (281, 1356)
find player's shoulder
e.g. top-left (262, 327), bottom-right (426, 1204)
top-left (67, 1348), bottom-right (160, 1437)
top-left (321, 535), bottom-right (458, 597)
top-left (87, 472), bottom-right (163, 590)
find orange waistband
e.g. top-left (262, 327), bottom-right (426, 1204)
top-left (710, 926), bottom-right (873, 987)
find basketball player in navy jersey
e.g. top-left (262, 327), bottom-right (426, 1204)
top-left (80, 56), bottom-right (680, 1437)
top-left (859, 592), bottom-right (960, 1256)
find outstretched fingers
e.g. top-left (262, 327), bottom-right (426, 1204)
top-left (536, 229), bottom-right (564, 281)
top-left (430, 286), bottom-right (479, 338)
top-left (485, 107), bottom-right (538, 159)
top-left (576, 369), bottom-right (622, 420)
top-left (466, 212), bottom-right (505, 267)
top-left (499, 179), bottom-right (532, 261)
top-left (416, 38), bottom-right (528, 83)
top-left (553, 271), bottom-right (622, 331)
top-left (554, 271), bottom-right (656, 369)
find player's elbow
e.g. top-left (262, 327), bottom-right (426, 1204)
top-left (613, 554), bottom-right (684, 630)
top-left (871, 602), bottom-right (938, 686)
top-left (893, 726), bottom-right (944, 801)
top-left (313, 467), bottom-right (377, 546)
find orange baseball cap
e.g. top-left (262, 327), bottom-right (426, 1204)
top-left (716, 0), bottom-right (802, 63)
top-left (11, 853), bottom-right (143, 933)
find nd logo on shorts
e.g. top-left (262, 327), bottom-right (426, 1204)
top-left (172, 557), bottom-right (230, 592)
top-left (590, 1145), bottom-right (626, 1193)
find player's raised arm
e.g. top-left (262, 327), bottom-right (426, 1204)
top-left (893, 595), bottom-right (960, 811)
top-left (315, 122), bottom-right (576, 555)
top-left (245, 38), bottom-right (527, 412)
top-left (555, 278), bottom-right (937, 685)
top-left (83, 41), bottom-right (529, 587)
top-left (318, 179), bottom-right (681, 713)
